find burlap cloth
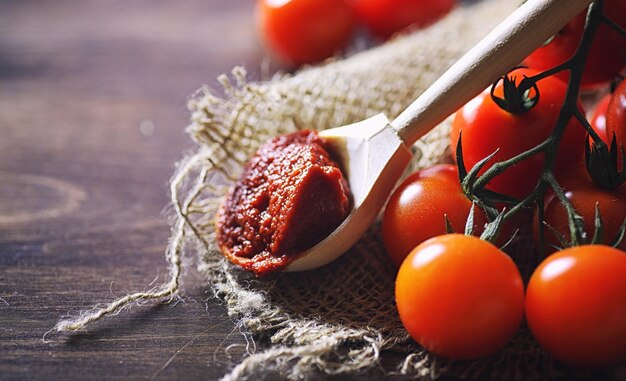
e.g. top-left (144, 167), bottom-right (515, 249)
top-left (174, 0), bottom-right (626, 379)
top-left (55, 0), bottom-right (625, 379)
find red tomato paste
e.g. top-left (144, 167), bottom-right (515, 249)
top-left (216, 130), bottom-right (351, 276)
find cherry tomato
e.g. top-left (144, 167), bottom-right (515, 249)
top-left (589, 93), bottom-right (611, 144)
top-left (606, 79), bottom-right (626, 168)
top-left (349, 0), bottom-right (457, 40)
top-left (523, 0), bottom-right (626, 90)
top-left (256, 0), bottom-right (355, 66)
top-left (535, 164), bottom-right (626, 252)
top-left (450, 68), bottom-right (586, 200)
top-left (526, 245), bottom-right (626, 368)
top-left (395, 234), bottom-right (525, 360)
top-left (382, 164), bottom-right (487, 267)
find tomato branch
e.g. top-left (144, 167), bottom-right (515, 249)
top-left (524, 62), bottom-right (570, 83)
top-left (545, 174), bottom-right (586, 246)
top-left (601, 14), bottom-right (626, 39)
top-left (469, 139), bottom-right (551, 195)
top-left (573, 107), bottom-right (605, 147)
top-left (460, 0), bottom-right (610, 249)
top-left (529, 0), bottom-right (605, 250)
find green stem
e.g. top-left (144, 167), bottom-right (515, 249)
top-left (526, 62), bottom-right (570, 83)
top-left (546, 174), bottom-right (586, 246)
top-left (601, 14), bottom-right (626, 39)
top-left (472, 139), bottom-right (551, 193)
top-left (535, 194), bottom-right (546, 259)
top-left (466, 0), bottom-right (608, 248)
top-left (573, 107), bottom-right (615, 182)
top-left (573, 107), bottom-right (605, 148)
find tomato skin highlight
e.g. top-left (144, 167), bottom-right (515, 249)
top-left (382, 164), bottom-right (487, 267)
top-left (395, 234), bottom-right (525, 360)
top-left (349, 0), bottom-right (456, 40)
top-left (451, 68), bottom-right (586, 200)
top-left (256, 0), bottom-right (356, 66)
top-left (524, 0), bottom-right (626, 90)
top-left (526, 245), bottom-right (626, 368)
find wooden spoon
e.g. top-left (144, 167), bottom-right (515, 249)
top-left (284, 0), bottom-right (593, 272)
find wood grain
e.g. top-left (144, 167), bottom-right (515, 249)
top-left (1, 1), bottom-right (622, 381)
top-left (0, 1), bottom-right (269, 380)
top-left (0, 2), bottom-right (391, 379)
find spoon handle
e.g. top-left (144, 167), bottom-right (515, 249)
top-left (390, 0), bottom-right (593, 146)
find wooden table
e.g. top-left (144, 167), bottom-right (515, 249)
top-left (0, 1), bottom-right (282, 379)
top-left (3, 2), bottom-right (625, 381)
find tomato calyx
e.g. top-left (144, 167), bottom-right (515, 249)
top-left (450, 1), bottom-right (624, 256)
top-left (490, 70), bottom-right (540, 115)
top-left (585, 133), bottom-right (626, 189)
top-left (543, 202), bottom-right (626, 251)
top-left (455, 133), bottom-right (520, 211)
top-left (590, 205), bottom-right (626, 248)
top-left (454, 136), bottom-right (520, 245)
top-left (612, 219), bottom-right (626, 248)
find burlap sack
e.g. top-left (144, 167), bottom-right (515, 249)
top-left (56, 0), bottom-right (625, 379)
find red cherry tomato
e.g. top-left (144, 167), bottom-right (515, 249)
top-left (524, 0), bottom-right (626, 90)
top-left (606, 79), bottom-right (626, 168)
top-left (349, 0), bottom-right (457, 40)
top-left (534, 164), bottom-right (626, 252)
top-left (450, 68), bottom-right (586, 200)
top-left (590, 93), bottom-right (611, 144)
top-left (256, 0), bottom-right (355, 66)
top-left (526, 245), bottom-right (626, 368)
top-left (382, 164), bottom-right (487, 267)
top-left (395, 234), bottom-right (525, 360)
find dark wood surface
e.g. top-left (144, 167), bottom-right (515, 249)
top-left (0, 1), bottom-right (277, 380)
top-left (2, 2), bottom-right (623, 381)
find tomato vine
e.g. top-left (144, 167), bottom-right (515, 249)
top-left (456, 0), bottom-right (626, 255)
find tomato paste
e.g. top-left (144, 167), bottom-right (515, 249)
top-left (216, 130), bottom-right (350, 276)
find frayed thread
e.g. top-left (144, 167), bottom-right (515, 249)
top-left (54, 222), bottom-right (184, 332)
top-left (219, 333), bottom-right (384, 381)
top-left (52, 153), bottom-right (205, 332)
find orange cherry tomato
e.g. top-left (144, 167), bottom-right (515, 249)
top-left (395, 234), bottom-right (525, 360)
top-left (382, 164), bottom-right (488, 267)
top-left (256, 0), bottom-right (356, 66)
top-left (451, 68), bottom-right (586, 200)
top-left (526, 245), bottom-right (626, 368)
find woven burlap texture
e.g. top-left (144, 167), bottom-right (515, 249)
top-left (53, 0), bottom-right (604, 379)
top-left (181, 1), bottom-right (560, 380)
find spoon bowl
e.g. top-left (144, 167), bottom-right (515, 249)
top-left (286, 114), bottom-right (412, 271)
top-left (285, 0), bottom-right (593, 272)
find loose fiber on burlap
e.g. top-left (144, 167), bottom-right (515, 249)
top-left (55, 0), bottom-right (624, 379)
